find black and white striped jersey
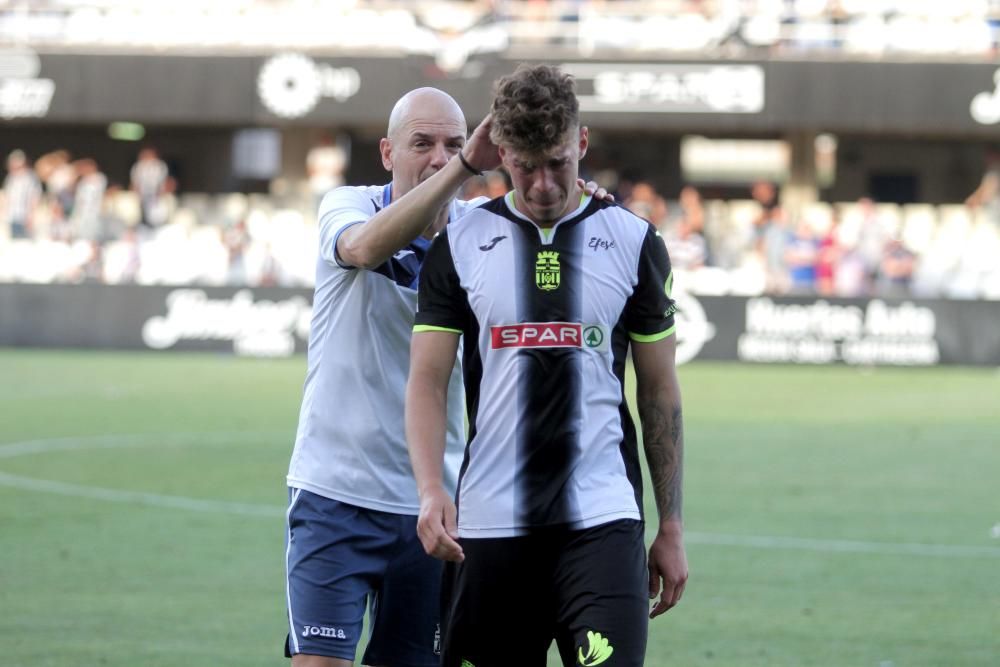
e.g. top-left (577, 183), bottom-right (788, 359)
top-left (414, 192), bottom-right (676, 537)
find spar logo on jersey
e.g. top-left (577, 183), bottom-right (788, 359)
top-left (535, 250), bottom-right (561, 291)
top-left (492, 323), bottom-right (581, 349)
top-left (491, 323), bottom-right (610, 351)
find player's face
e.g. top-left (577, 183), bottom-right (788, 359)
top-left (382, 106), bottom-right (467, 199)
top-left (500, 127), bottom-right (588, 225)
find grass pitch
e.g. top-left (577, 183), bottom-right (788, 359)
top-left (0, 349), bottom-right (997, 666)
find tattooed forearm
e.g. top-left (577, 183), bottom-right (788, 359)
top-left (639, 396), bottom-right (684, 522)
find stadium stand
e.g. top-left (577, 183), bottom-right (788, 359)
top-left (2, 1), bottom-right (1000, 299)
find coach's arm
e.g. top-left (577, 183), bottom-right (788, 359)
top-left (633, 333), bottom-right (688, 618)
top-left (337, 116), bottom-right (497, 269)
top-left (406, 330), bottom-right (465, 563)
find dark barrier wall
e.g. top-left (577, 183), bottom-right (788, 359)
top-left (0, 284), bottom-right (314, 357)
top-left (8, 52), bottom-right (1000, 136)
top-left (2, 284), bottom-right (999, 366)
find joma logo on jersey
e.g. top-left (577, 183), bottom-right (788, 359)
top-left (301, 625), bottom-right (347, 639)
top-left (491, 323), bottom-right (582, 349)
top-left (535, 250), bottom-right (561, 291)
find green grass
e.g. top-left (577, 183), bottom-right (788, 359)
top-left (1, 349), bottom-right (998, 666)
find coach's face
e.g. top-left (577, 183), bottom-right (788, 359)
top-left (500, 126), bottom-right (588, 226)
top-left (381, 91), bottom-right (467, 200)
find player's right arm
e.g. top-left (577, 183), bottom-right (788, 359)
top-left (336, 115), bottom-right (498, 269)
top-left (406, 226), bottom-right (470, 562)
top-left (406, 329), bottom-right (464, 562)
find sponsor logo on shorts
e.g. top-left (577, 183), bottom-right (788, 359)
top-left (301, 625), bottom-right (347, 640)
top-left (578, 630), bottom-right (614, 666)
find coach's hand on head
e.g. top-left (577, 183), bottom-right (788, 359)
top-left (417, 484), bottom-right (464, 562)
top-left (458, 114), bottom-right (501, 176)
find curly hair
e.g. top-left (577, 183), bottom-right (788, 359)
top-left (489, 64), bottom-right (579, 154)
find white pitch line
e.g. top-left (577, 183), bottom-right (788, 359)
top-left (685, 531), bottom-right (1000, 559)
top-left (2, 433), bottom-right (999, 558)
top-left (0, 472), bottom-right (285, 517)
top-left (0, 431), bottom-right (290, 517)
top-left (0, 431), bottom-right (286, 459)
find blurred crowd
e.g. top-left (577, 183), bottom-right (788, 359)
top-left (463, 170), bottom-right (1000, 299)
top-left (3, 146), bottom-right (1000, 299)
top-left (620, 177), bottom-right (1000, 299)
top-left (0, 146), bottom-right (301, 287)
top-left (4, 1), bottom-right (1000, 63)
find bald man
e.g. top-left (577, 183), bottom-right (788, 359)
top-left (283, 88), bottom-right (500, 667)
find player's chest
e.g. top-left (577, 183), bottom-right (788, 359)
top-left (457, 223), bottom-right (635, 323)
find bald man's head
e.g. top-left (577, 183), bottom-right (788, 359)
top-left (380, 88), bottom-right (469, 200)
top-left (387, 88), bottom-right (466, 142)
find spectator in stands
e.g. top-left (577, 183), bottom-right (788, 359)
top-left (855, 196), bottom-right (892, 285)
top-left (116, 226), bottom-right (142, 284)
top-left (223, 219), bottom-right (251, 286)
top-left (784, 218), bottom-right (819, 293)
top-left (35, 149), bottom-right (77, 232)
top-left (459, 174), bottom-right (489, 200)
top-left (306, 133), bottom-right (349, 209)
top-left (130, 146), bottom-right (169, 227)
top-left (876, 236), bottom-right (916, 297)
top-left (762, 205), bottom-right (791, 294)
top-left (70, 158), bottom-right (108, 244)
top-left (3, 150), bottom-right (41, 239)
top-left (664, 182), bottom-right (705, 237)
top-left (834, 240), bottom-right (868, 297)
top-left (815, 210), bottom-right (841, 296)
top-left (965, 148), bottom-right (1000, 228)
top-left (750, 179), bottom-right (779, 253)
top-left (664, 214), bottom-right (708, 271)
top-left (485, 170), bottom-right (510, 198)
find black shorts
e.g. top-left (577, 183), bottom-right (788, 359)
top-left (440, 519), bottom-right (648, 667)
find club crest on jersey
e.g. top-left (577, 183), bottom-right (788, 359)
top-left (535, 250), bottom-right (561, 291)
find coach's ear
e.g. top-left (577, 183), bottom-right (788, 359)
top-left (577, 126), bottom-right (589, 161)
top-left (379, 137), bottom-right (393, 172)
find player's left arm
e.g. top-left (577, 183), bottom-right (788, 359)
top-left (633, 334), bottom-right (688, 619)
top-left (625, 223), bottom-right (687, 619)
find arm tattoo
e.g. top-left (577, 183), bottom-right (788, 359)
top-left (639, 397), bottom-right (683, 521)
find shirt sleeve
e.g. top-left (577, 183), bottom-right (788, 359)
top-left (623, 224), bottom-right (677, 342)
top-left (414, 228), bottom-right (470, 335)
top-left (317, 186), bottom-right (377, 269)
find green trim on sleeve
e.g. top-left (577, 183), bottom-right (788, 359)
top-left (628, 324), bottom-right (676, 343)
top-left (413, 325), bottom-right (462, 335)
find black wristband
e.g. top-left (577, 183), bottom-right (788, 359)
top-left (457, 151), bottom-right (483, 176)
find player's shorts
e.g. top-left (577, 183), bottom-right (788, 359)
top-left (284, 488), bottom-right (443, 666)
top-left (440, 519), bottom-right (648, 667)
